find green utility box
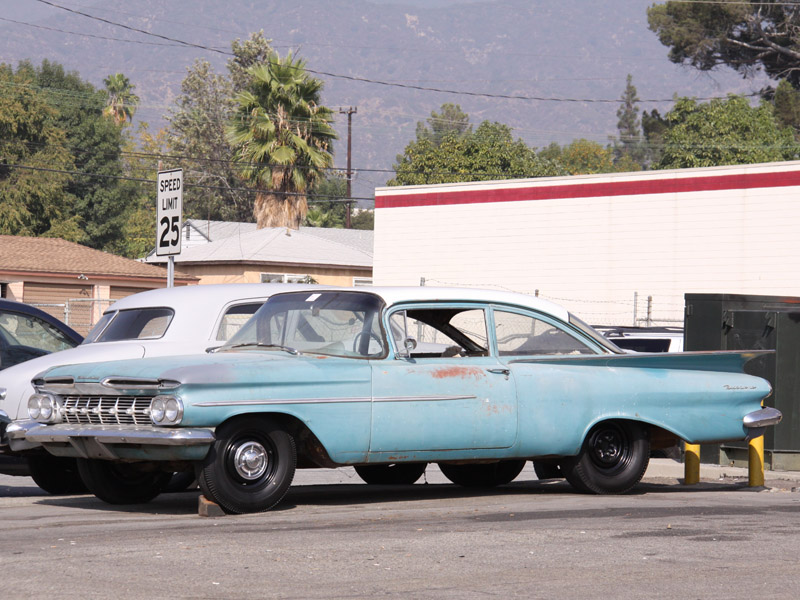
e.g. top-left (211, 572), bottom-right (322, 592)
top-left (684, 293), bottom-right (800, 470)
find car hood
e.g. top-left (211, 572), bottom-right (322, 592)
top-left (36, 350), bottom-right (361, 389)
top-left (0, 343), bottom-right (148, 419)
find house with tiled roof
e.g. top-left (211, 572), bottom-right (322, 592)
top-left (0, 235), bottom-right (196, 333)
top-left (146, 223), bottom-right (373, 286)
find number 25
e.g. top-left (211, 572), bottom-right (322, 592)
top-left (159, 216), bottom-right (180, 248)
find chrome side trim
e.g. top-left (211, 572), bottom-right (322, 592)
top-left (743, 407), bottom-right (783, 428)
top-left (373, 395), bottom-right (478, 403)
top-left (194, 397), bottom-right (372, 407)
top-left (194, 395), bottom-right (477, 407)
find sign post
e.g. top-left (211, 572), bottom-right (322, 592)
top-left (156, 168), bottom-right (183, 287)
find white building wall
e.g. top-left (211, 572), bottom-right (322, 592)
top-left (373, 161), bottom-right (800, 326)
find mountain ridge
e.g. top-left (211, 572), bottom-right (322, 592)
top-left (1, 0), bottom-right (766, 199)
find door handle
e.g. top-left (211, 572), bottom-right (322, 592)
top-left (487, 368), bottom-right (510, 376)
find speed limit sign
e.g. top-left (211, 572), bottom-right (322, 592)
top-left (156, 169), bottom-right (183, 257)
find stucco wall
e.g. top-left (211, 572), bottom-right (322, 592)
top-left (374, 161), bottom-right (800, 326)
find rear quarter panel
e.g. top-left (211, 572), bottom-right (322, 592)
top-left (512, 363), bottom-right (770, 456)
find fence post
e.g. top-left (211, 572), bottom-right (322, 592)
top-left (633, 291), bottom-right (638, 327)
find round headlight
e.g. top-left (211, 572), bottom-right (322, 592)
top-left (27, 393), bottom-right (60, 423)
top-left (28, 395), bottom-right (42, 420)
top-left (40, 401), bottom-right (53, 421)
top-left (164, 397), bottom-right (180, 423)
top-left (150, 395), bottom-right (183, 425)
top-left (150, 397), bottom-right (166, 423)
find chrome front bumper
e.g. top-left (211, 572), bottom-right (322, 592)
top-left (6, 420), bottom-right (215, 461)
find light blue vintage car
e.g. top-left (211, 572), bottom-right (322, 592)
top-left (8, 287), bottom-right (781, 514)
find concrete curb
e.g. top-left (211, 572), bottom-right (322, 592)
top-left (644, 458), bottom-right (800, 483)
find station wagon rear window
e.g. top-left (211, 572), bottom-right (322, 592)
top-left (88, 308), bottom-right (175, 342)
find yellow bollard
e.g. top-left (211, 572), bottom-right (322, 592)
top-left (748, 435), bottom-right (765, 487)
top-left (684, 443), bottom-right (700, 485)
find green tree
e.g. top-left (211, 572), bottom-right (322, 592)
top-left (540, 139), bottom-right (618, 175)
top-left (106, 123), bottom-right (167, 258)
top-left (305, 173), bottom-right (347, 228)
top-left (350, 209), bottom-right (374, 230)
top-left (414, 103), bottom-right (472, 147)
top-left (648, 2), bottom-right (800, 88)
top-left (772, 79), bottom-right (800, 133)
top-left (657, 95), bottom-right (799, 169)
top-left (0, 64), bottom-right (82, 240)
top-left (228, 52), bottom-right (337, 229)
top-left (167, 32), bottom-right (274, 223)
top-left (228, 31), bottom-right (274, 93)
top-left (612, 74), bottom-right (645, 168)
top-left (391, 120), bottom-right (561, 185)
top-left (102, 73), bottom-right (140, 125)
top-left (20, 60), bottom-right (138, 251)
top-left (167, 59), bottom-right (250, 222)
top-left (642, 108), bottom-right (669, 167)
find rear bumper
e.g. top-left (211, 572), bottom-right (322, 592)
top-left (743, 407), bottom-right (782, 441)
top-left (7, 421), bottom-right (215, 462)
top-left (743, 407), bottom-right (783, 428)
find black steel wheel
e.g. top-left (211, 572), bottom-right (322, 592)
top-left (198, 417), bottom-right (296, 514)
top-left (354, 463), bottom-right (427, 485)
top-left (438, 460), bottom-right (525, 488)
top-left (27, 455), bottom-right (88, 495)
top-left (77, 459), bottom-right (171, 504)
top-left (532, 460), bottom-right (563, 480)
top-left (561, 420), bottom-right (650, 494)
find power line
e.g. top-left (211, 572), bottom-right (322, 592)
top-left (2, 162), bottom-right (376, 202)
top-left (30, 0), bottom-right (761, 105)
top-left (0, 16), bottom-right (207, 48)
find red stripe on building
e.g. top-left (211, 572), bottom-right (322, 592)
top-left (375, 170), bottom-right (800, 209)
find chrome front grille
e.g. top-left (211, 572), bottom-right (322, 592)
top-left (61, 396), bottom-right (153, 425)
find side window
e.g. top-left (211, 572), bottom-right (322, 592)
top-left (390, 307), bottom-right (488, 358)
top-left (215, 302), bottom-right (264, 341)
top-left (494, 310), bottom-right (594, 356)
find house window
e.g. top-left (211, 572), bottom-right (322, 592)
top-left (0, 283), bottom-right (6, 298)
top-left (260, 273), bottom-right (316, 284)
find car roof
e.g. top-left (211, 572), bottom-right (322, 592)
top-left (275, 286), bottom-right (571, 322)
top-left (102, 283), bottom-right (325, 342)
top-left (0, 298), bottom-right (83, 344)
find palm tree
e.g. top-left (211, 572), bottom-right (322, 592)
top-left (102, 73), bottom-right (139, 125)
top-left (228, 52), bottom-right (336, 229)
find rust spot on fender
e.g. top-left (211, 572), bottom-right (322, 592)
top-left (431, 366), bottom-right (485, 380)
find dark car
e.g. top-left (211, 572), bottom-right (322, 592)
top-left (0, 299), bottom-right (82, 371)
top-left (0, 299), bottom-right (82, 477)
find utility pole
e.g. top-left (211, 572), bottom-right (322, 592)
top-left (339, 107), bottom-right (357, 228)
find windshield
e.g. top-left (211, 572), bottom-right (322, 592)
top-left (222, 291), bottom-right (386, 358)
top-left (83, 308), bottom-right (175, 343)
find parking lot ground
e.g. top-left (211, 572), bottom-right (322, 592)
top-left (2, 461), bottom-right (800, 599)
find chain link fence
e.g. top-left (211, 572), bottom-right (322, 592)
top-left (31, 298), bottom-right (114, 336)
